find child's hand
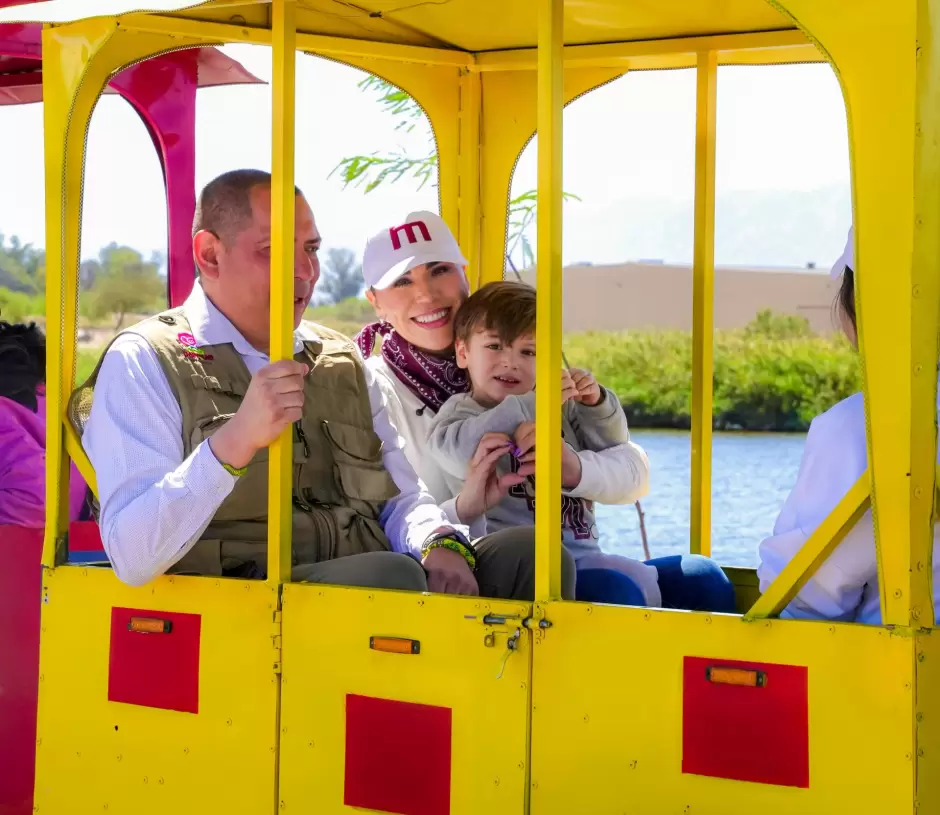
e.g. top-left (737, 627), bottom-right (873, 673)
top-left (569, 368), bottom-right (603, 406)
top-left (561, 369), bottom-right (580, 403)
top-left (513, 421), bottom-right (536, 461)
top-left (512, 423), bottom-right (582, 490)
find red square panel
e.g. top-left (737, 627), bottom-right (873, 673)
top-left (682, 656), bottom-right (809, 788)
top-left (69, 521), bottom-right (104, 552)
top-left (108, 607), bottom-right (201, 714)
top-left (345, 694), bottom-right (452, 815)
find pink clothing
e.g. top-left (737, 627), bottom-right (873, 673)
top-left (0, 394), bottom-right (86, 528)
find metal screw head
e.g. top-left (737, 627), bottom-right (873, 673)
top-left (484, 633), bottom-right (495, 647)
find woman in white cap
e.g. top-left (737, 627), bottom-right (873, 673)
top-left (757, 227), bottom-right (940, 622)
top-left (358, 212), bottom-right (735, 611)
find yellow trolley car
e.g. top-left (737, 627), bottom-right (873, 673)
top-left (0, 1), bottom-right (936, 813)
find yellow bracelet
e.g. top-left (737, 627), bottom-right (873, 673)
top-left (423, 538), bottom-right (477, 570)
top-left (222, 461), bottom-right (248, 478)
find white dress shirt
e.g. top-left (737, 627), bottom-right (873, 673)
top-left (83, 283), bottom-right (466, 586)
top-left (758, 388), bottom-right (940, 624)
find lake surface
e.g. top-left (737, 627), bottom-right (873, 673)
top-left (597, 430), bottom-right (807, 567)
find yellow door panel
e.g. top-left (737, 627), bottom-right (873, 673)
top-left (33, 567), bottom-right (279, 815)
top-left (278, 584), bottom-right (532, 814)
top-left (531, 602), bottom-right (915, 815)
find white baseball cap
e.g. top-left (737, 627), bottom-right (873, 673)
top-left (830, 226), bottom-right (854, 279)
top-left (362, 210), bottom-right (468, 290)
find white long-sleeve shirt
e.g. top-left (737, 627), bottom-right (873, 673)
top-left (757, 389), bottom-right (940, 624)
top-left (83, 284), bottom-right (466, 586)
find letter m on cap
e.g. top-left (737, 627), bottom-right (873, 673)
top-left (389, 221), bottom-right (432, 251)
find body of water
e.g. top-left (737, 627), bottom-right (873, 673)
top-left (597, 430), bottom-right (807, 567)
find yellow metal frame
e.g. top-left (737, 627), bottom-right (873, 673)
top-left (266, 0), bottom-right (296, 587)
top-left (26, 0), bottom-right (940, 812)
top-left (690, 49), bottom-right (718, 558)
top-left (533, 0), bottom-right (564, 603)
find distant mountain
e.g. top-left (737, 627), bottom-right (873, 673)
top-left (560, 184), bottom-right (852, 269)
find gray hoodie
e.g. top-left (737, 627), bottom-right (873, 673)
top-left (426, 388), bottom-right (649, 557)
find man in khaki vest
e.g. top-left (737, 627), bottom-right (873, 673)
top-left (78, 169), bottom-right (572, 597)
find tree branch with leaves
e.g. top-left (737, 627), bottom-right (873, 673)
top-left (330, 75), bottom-right (579, 272)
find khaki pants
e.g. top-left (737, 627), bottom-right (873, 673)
top-left (293, 526), bottom-right (576, 601)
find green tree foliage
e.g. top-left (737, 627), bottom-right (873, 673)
top-left (564, 318), bottom-right (859, 433)
top-left (743, 308), bottom-right (814, 341)
top-left (330, 75), bottom-right (577, 272)
top-left (86, 243), bottom-right (165, 329)
top-left (0, 234), bottom-right (46, 321)
top-left (317, 248), bottom-right (365, 305)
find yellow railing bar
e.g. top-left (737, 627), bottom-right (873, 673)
top-left (475, 30), bottom-right (818, 71)
top-left (744, 473), bottom-right (871, 620)
top-left (117, 15), bottom-right (269, 45)
top-left (63, 421), bottom-right (98, 499)
top-left (118, 14), bottom-right (473, 67)
top-left (690, 50), bottom-right (717, 558)
top-left (267, 0), bottom-right (297, 587)
top-left (533, 0), bottom-right (564, 603)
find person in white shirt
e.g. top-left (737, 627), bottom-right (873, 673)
top-left (357, 212), bottom-right (734, 610)
top-left (78, 170), bottom-right (545, 599)
top-left (757, 226), bottom-right (940, 622)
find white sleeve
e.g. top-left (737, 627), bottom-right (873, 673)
top-left (362, 361), bottom-right (470, 557)
top-left (756, 403), bottom-right (874, 621)
top-left (440, 495), bottom-right (488, 541)
top-left (82, 334), bottom-right (236, 586)
top-left (566, 440), bottom-right (650, 505)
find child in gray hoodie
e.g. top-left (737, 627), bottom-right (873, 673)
top-left (426, 281), bottom-right (660, 605)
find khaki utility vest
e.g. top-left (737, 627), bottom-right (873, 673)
top-left (70, 307), bottom-right (399, 578)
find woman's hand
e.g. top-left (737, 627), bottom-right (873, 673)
top-left (514, 422), bottom-right (582, 489)
top-left (454, 432), bottom-right (530, 523)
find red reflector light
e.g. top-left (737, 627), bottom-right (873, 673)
top-left (370, 636), bottom-right (420, 655)
top-left (128, 617), bottom-right (172, 634)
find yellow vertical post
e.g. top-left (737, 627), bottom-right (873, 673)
top-left (41, 82), bottom-right (70, 567)
top-left (534, 0), bottom-right (564, 603)
top-left (690, 50), bottom-right (717, 558)
top-left (267, 0), bottom-right (297, 586)
top-left (905, 0), bottom-right (940, 628)
top-left (457, 67), bottom-right (482, 289)
top-left (40, 22), bottom-right (116, 568)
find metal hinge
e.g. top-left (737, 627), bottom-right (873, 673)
top-left (272, 610), bottom-right (282, 675)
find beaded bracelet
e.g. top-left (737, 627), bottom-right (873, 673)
top-left (422, 537), bottom-right (477, 571)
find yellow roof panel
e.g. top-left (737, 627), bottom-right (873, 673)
top-left (0, 0), bottom-right (797, 52)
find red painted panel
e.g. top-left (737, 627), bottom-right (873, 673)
top-left (345, 694), bottom-right (452, 815)
top-left (0, 525), bottom-right (42, 815)
top-left (68, 520), bottom-right (104, 552)
top-left (108, 607), bottom-right (201, 714)
top-left (683, 656), bottom-right (809, 787)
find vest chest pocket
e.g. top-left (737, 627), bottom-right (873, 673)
top-left (322, 420), bottom-right (400, 504)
